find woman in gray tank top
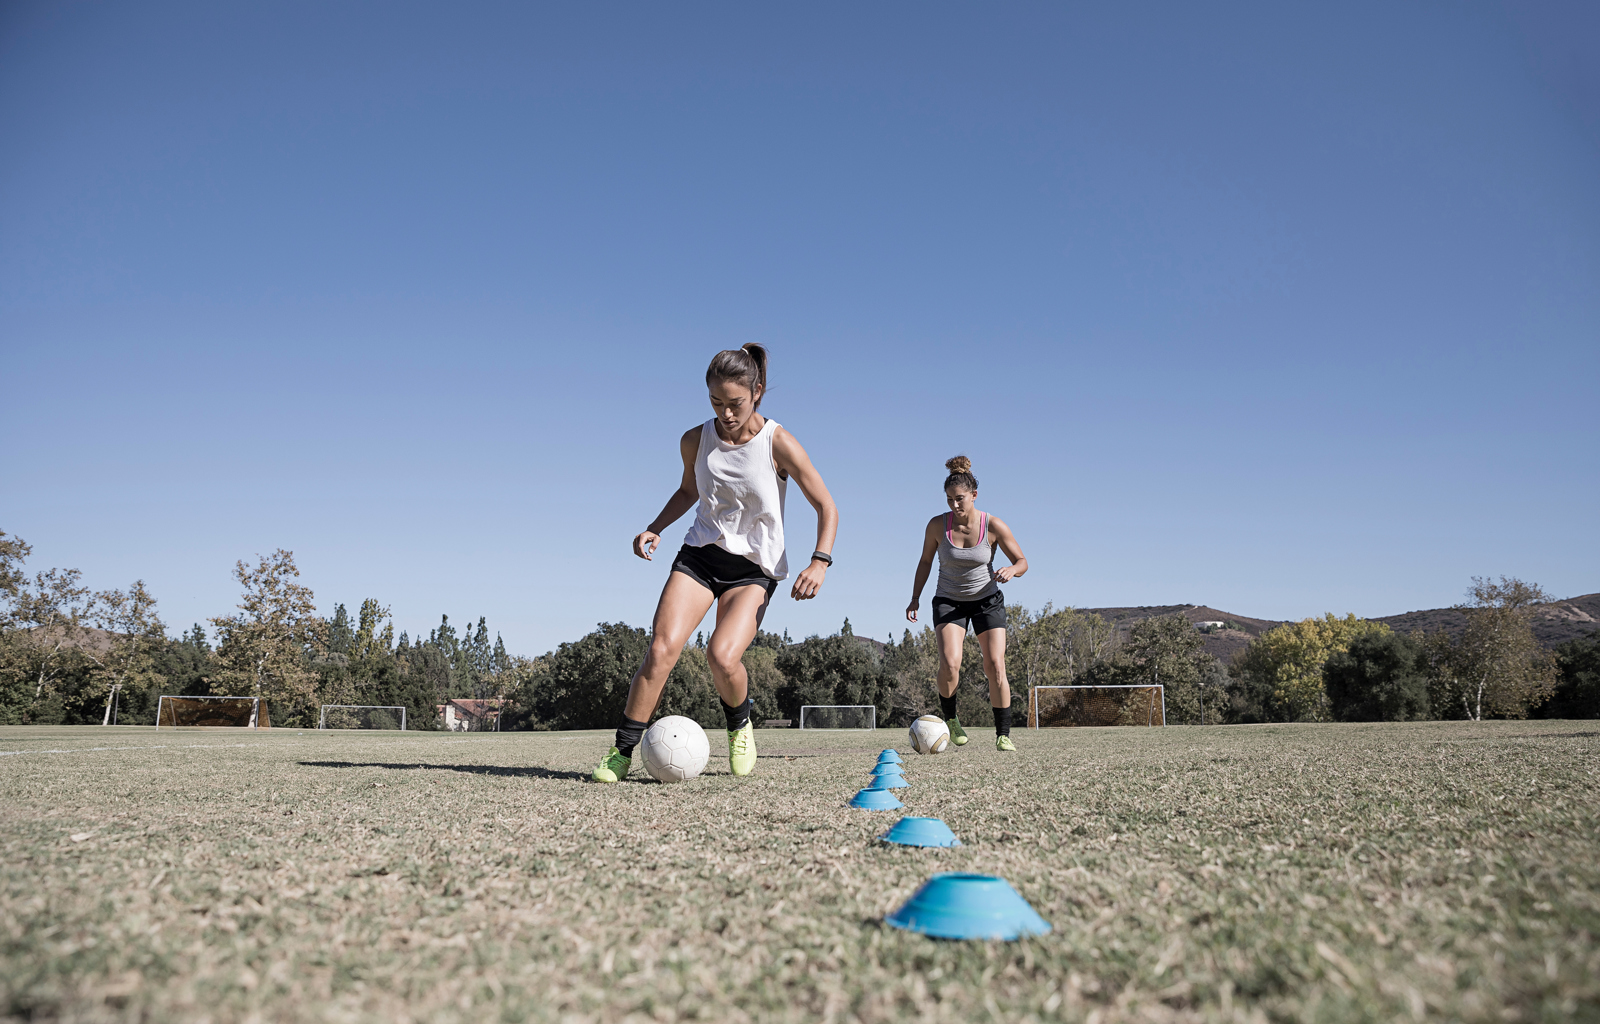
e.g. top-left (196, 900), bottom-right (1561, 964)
top-left (906, 456), bottom-right (1030, 751)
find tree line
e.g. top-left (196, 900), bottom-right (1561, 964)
top-left (1, 529), bottom-right (1594, 729)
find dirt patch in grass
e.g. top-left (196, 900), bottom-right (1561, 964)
top-left (2, 722), bottom-right (1597, 1022)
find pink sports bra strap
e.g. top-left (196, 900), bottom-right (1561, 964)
top-left (945, 512), bottom-right (953, 542)
top-left (978, 511), bottom-right (987, 544)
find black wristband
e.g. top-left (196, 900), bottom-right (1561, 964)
top-left (810, 550), bottom-right (833, 566)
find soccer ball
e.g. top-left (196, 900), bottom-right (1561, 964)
top-left (641, 715), bottom-right (711, 783)
top-left (909, 714), bottom-right (950, 755)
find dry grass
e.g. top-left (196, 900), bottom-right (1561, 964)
top-left (2, 721), bottom-right (1597, 1023)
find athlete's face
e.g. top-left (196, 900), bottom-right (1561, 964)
top-left (708, 381), bottom-right (762, 435)
top-left (946, 486), bottom-right (976, 518)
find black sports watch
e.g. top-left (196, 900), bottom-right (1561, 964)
top-left (810, 550), bottom-right (833, 566)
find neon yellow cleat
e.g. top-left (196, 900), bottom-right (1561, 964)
top-left (996, 734), bottom-right (1016, 752)
top-left (947, 717), bottom-right (969, 746)
top-left (591, 746), bottom-right (632, 783)
top-left (729, 721), bottom-right (757, 776)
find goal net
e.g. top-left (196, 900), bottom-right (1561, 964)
top-left (1029, 685), bottom-right (1165, 728)
top-left (155, 695), bottom-right (271, 730)
top-left (319, 705), bottom-right (408, 731)
top-left (798, 705), bottom-right (876, 730)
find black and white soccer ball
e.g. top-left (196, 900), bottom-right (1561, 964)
top-left (641, 715), bottom-right (711, 782)
top-left (909, 714), bottom-right (950, 755)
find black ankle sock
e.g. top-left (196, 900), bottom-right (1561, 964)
top-left (722, 697), bottom-right (752, 731)
top-left (993, 704), bottom-right (1012, 736)
top-left (614, 715), bottom-right (648, 758)
top-left (939, 694), bottom-right (959, 720)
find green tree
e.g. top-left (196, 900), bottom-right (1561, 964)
top-left (88, 580), bottom-right (168, 725)
top-left (1323, 631), bottom-right (1431, 722)
top-left (1424, 577), bottom-right (1557, 721)
top-left (533, 622), bottom-right (650, 730)
top-left (774, 623), bottom-right (886, 723)
top-left (1005, 604), bottom-right (1116, 694)
top-left (1086, 615), bottom-right (1224, 725)
top-left (1232, 614), bottom-right (1391, 722)
top-left (1540, 632), bottom-right (1599, 720)
top-left (210, 550), bottom-right (322, 725)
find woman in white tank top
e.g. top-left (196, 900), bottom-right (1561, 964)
top-left (592, 344), bottom-right (840, 784)
top-left (906, 456), bottom-right (1030, 751)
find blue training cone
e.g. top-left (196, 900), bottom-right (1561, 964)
top-left (870, 762), bottom-right (906, 778)
top-left (882, 816), bottom-right (961, 848)
top-left (849, 788), bottom-right (904, 810)
top-left (886, 873), bottom-right (1051, 940)
top-left (865, 773), bottom-right (908, 790)
top-left (877, 749), bottom-right (903, 765)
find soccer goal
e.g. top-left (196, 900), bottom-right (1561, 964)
top-left (155, 695), bottom-right (270, 730)
top-left (1029, 685), bottom-right (1165, 728)
top-left (319, 705), bottom-right (408, 731)
top-left (798, 705), bottom-right (876, 730)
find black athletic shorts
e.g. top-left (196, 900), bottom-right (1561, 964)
top-left (932, 589), bottom-right (1007, 634)
top-left (670, 543), bottom-right (778, 598)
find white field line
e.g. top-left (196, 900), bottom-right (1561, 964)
top-left (0, 743), bottom-right (264, 756)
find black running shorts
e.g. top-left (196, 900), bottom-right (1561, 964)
top-left (670, 543), bottom-right (778, 598)
top-left (931, 589), bottom-right (1007, 634)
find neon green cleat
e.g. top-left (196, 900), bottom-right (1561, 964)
top-left (996, 734), bottom-right (1016, 752)
top-left (591, 746), bottom-right (632, 783)
top-left (947, 717), bottom-right (969, 746)
top-left (728, 721), bottom-right (757, 776)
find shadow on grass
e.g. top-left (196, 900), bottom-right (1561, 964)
top-left (298, 760), bottom-right (589, 781)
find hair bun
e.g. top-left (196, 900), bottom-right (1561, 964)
top-left (945, 455), bottom-right (972, 475)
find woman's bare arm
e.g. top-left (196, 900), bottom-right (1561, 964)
top-left (988, 515), bottom-right (1028, 583)
top-left (906, 517), bottom-right (942, 622)
top-left (772, 426), bottom-right (837, 600)
top-left (634, 427), bottom-right (701, 560)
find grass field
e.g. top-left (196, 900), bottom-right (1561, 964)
top-left (2, 721), bottom-right (1597, 1023)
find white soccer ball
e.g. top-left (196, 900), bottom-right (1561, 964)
top-left (909, 714), bottom-right (950, 755)
top-left (641, 715), bottom-right (711, 783)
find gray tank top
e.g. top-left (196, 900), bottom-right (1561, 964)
top-left (936, 512), bottom-right (998, 601)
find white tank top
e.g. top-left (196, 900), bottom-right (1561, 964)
top-left (682, 417), bottom-right (789, 580)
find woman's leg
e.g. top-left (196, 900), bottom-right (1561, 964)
top-left (623, 572), bottom-right (717, 720)
top-left (706, 584), bottom-right (772, 776)
top-left (935, 624), bottom-right (967, 699)
top-left (705, 584), bottom-right (771, 707)
top-left (977, 627), bottom-right (1016, 747)
top-left (977, 627), bottom-right (1011, 708)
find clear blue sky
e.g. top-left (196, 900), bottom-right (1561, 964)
top-left (3, 1), bottom-right (1596, 656)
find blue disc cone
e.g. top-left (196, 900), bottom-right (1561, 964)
top-left (882, 817), bottom-right (961, 848)
top-left (870, 763), bottom-right (906, 778)
top-left (877, 750), bottom-right (904, 764)
top-left (886, 873), bottom-right (1052, 940)
top-left (865, 773), bottom-right (909, 790)
top-left (849, 788), bottom-right (904, 810)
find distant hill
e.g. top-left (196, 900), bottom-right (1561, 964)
top-left (1372, 593), bottom-right (1600, 649)
top-left (1070, 594), bottom-right (1600, 663)
top-left (1076, 604), bottom-right (1285, 664)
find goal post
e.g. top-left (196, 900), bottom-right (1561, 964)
top-left (798, 705), bottom-right (876, 730)
top-left (1029, 685), bottom-right (1165, 728)
top-left (318, 705), bottom-right (408, 731)
top-left (155, 695), bottom-right (270, 730)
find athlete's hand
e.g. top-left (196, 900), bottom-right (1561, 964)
top-left (634, 531), bottom-right (661, 560)
top-left (995, 566), bottom-right (1017, 583)
top-left (792, 561), bottom-right (826, 601)
top-left (906, 601), bottom-right (919, 623)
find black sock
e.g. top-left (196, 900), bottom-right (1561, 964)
top-left (614, 715), bottom-right (648, 758)
top-left (993, 704), bottom-right (1012, 736)
top-left (722, 697), bottom-right (752, 731)
top-left (940, 694), bottom-right (959, 720)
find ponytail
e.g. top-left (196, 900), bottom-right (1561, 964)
top-left (705, 343), bottom-right (769, 408)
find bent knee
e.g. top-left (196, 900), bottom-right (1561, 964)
top-left (707, 647), bottom-right (744, 676)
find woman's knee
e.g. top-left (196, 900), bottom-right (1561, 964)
top-left (707, 644), bottom-right (744, 677)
